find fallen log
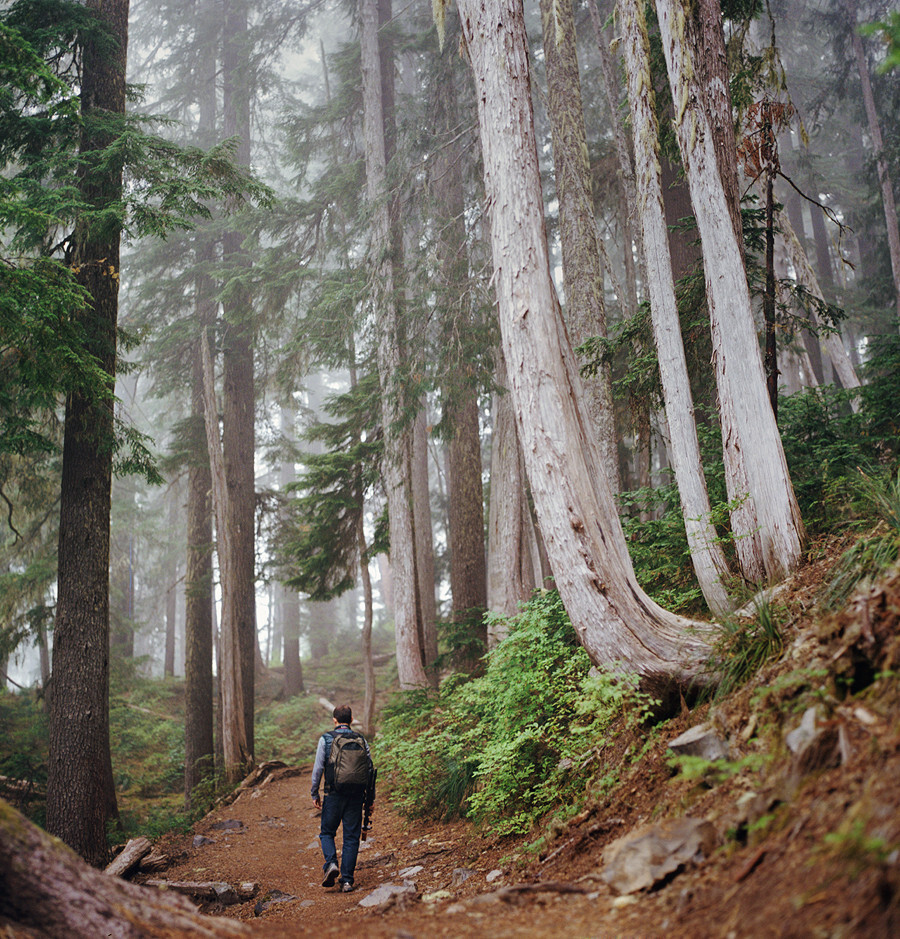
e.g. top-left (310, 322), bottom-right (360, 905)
top-left (143, 879), bottom-right (259, 905)
top-left (138, 850), bottom-right (171, 874)
top-left (0, 798), bottom-right (250, 937)
top-left (105, 837), bottom-right (152, 879)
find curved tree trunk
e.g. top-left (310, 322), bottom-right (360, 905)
top-left (654, 0), bottom-right (805, 584)
top-left (456, 0), bottom-right (715, 692)
top-left (0, 800), bottom-right (249, 937)
top-left (621, 0), bottom-right (733, 615)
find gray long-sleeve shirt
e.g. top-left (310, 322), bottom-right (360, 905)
top-left (310, 725), bottom-right (372, 799)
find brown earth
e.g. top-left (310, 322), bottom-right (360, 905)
top-left (144, 543), bottom-right (900, 937)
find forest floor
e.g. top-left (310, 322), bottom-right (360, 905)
top-left (142, 541), bottom-right (900, 937)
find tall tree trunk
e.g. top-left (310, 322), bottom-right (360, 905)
top-left (279, 405), bottom-right (304, 696)
top-left (621, 0), bottom-right (733, 615)
top-left (200, 333), bottom-right (249, 784)
top-left (447, 396), bottom-right (488, 671)
top-left (358, 513), bottom-right (376, 736)
top-left (46, 0), bottom-right (129, 867)
top-left (654, 0), bottom-right (805, 583)
top-left (540, 0), bottom-right (618, 492)
top-left (784, 186), bottom-right (827, 384)
top-left (361, 0), bottom-right (428, 689)
top-left (456, 0), bottom-right (715, 692)
top-left (486, 353), bottom-right (537, 644)
top-left (184, 311), bottom-right (215, 805)
top-left (164, 486), bottom-right (179, 678)
top-left (775, 207), bottom-right (862, 400)
top-left (222, 0), bottom-right (256, 759)
top-left (412, 409), bottom-right (439, 677)
top-left (184, 9), bottom-right (217, 808)
top-left (850, 6), bottom-right (900, 326)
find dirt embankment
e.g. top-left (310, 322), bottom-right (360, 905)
top-left (143, 554), bottom-right (900, 937)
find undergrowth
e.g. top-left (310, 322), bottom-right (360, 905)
top-left (378, 591), bottom-right (658, 836)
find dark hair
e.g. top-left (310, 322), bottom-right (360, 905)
top-left (333, 704), bottom-right (352, 725)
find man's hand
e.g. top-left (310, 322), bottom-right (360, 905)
top-left (313, 796), bottom-right (321, 809)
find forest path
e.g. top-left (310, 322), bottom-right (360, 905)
top-left (152, 763), bottom-right (631, 938)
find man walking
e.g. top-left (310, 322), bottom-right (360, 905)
top-left (310, 704), bottom-right (375, 892)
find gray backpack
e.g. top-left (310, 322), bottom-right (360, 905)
top-left (328, 731), bottom-right (371, 793)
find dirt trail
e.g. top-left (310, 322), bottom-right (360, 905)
top-left (149, 722), bottom-right (900, 939)
top-left (151, 764), bottom-right (635, 938)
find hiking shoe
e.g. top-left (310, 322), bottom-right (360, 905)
top-left (322, 863), bottom-right (340, 888)
top-left (340, 881), bottom-right (355, 893)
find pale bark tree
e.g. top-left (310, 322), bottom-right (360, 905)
top-left (621, 0), bottom-right (733, 615)
top-left (772, 231), bottom-right (820, 390)
top-left (850, 1), bottom-right (900, 325)
top-left (775, 207), bottom-right (862, 400)
top-left (361, 0), bottom-right (428, 688)
top-left (200, 333), bottom-right (249, 783)
top-left (654, 0), bottom-right (805, 583)
top-left (455, 0), bottom-right (715, 691)
top-left (539, 0), bottom-right (618, 493)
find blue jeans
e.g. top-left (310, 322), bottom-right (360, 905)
top-left (319, 790), bottom-right (365, 885)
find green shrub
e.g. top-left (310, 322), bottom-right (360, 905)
top-left (380, 592), bottom-right (657, 835)
top-left (702, 598), bottom-right (784, 701)
top-left (820, 470), bottom-right (900, 610)
top-left (255, 693), bottom-right (322, 765)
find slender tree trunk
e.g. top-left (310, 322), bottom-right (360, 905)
top-left (46, 0), bottom-right (129, 867)
top-left (184, 311), bottom-right (215, 804)
top-left (655, 0), bottom-right (805, 583)
top-left (456, 0), bottom-right (715, 692)
top-left (589, 0), bottom-right (640, 319)
top-left (358, 515), bottom-right (376, 736)
top-left (361, 0), bottom-right (428, 689)
top-left (621, 0), bottom-right (733, 615)
top-left (486, 354), bottom-right (537, 643)
top-left (164, 488), bottom-right (178, 678)
top-left (763, 114), bottom-right (778, 420)
top-left (776, 207), bottom-right (862, 399)
top-left (200, 333), bottom-right (249, 784)
top-left (37, 621), bottom-right (50, 688)
top-left (540, 0), bottom-right (618, 492)
top-left (447, 396), bottom-right (488, 670)
top-left (222, 0), bottom-right (256, 759)
top-left (850, 8), bottom-right (900, 325)
top-left (279, 405), bottom-right (304, 696)
top-left (184, 9), bottom-right (217, 807)
top-left (412, 408), bottom-right (439, 677)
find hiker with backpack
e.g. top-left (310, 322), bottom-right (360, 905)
top-left (310, 704), bottom-right (376, 892)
